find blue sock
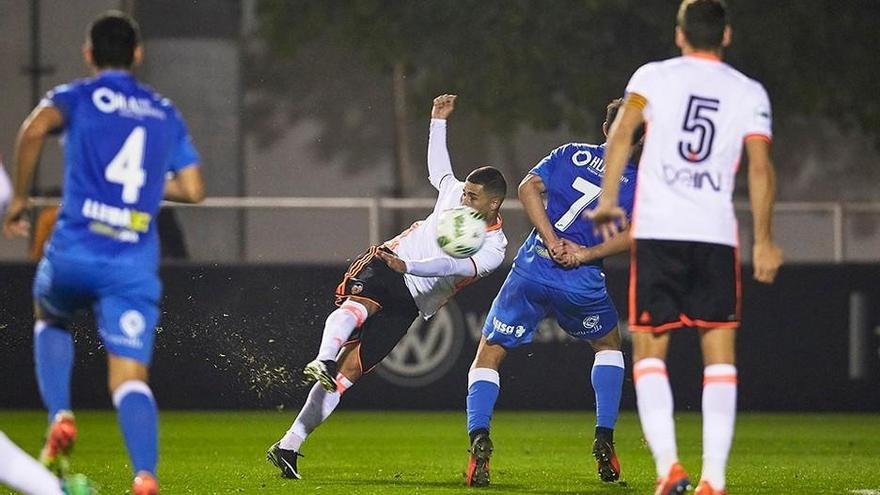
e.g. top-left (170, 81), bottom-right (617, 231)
top-left (114, 381), bottom-right (158, 475)
top-left (33, 321), bottom-right (74, 420)
top-left (591, 350), bottom-right (624, 430)
top-left (466, 368), bottom-right (500, 437)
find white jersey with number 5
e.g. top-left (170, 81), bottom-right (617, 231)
top-left (626, 54), bottom-right (772, 247)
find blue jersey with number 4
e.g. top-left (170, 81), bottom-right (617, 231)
top-left (44, 70), bottom-right (199, 266)
top-left (511, 143), bottom-right (638, 293)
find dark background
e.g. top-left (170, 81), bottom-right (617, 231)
top-left (1, 262), bottom-right (878, 412)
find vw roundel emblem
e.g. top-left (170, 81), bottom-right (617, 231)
top-left (376, 301), bottom-right (466, 387)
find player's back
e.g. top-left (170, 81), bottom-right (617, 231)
top-left (627, 55), bottom-right (772, 246)
top-left (513, 143), bottom-right (637, 293)
top-left (46, 70), bottom-right (198, 266)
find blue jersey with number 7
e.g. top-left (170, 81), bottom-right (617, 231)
top-left (511, 143), bottom-right (637, 293)
top-left (42, 70), bottom-right (199, 266)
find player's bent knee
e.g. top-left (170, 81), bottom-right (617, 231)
top-left (111, 380), bottom-right (154, 409)
top-left (107, 355), bottom-right (149, 392)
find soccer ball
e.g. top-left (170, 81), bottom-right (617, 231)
top-left (436, 206), bottom-right (486, 258)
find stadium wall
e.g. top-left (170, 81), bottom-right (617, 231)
top-left (1, 263), bottom-right (878, 412)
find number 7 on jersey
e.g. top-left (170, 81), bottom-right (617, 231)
top-left (554, 177), bottom-right (602, 232)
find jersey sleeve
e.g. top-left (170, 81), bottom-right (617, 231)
top-left (40, 83), bottom-right (79, 127)
top-left (428, 119), bottom-right (455, 190)
top-left (168, 111), bottom-right (200, 173)
top-left (624, 63), bottom-right (656, 105)
top-left (529, 144), bottom-right (568, 183)
top-left (744, 82), bottom-right (773, 141)
top-left (470, 234), bottom-right (506, 278)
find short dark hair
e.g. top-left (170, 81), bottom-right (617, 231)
top-left (677, 0), bottom-right (728, 50)
top-left (466, 166), bottom-right (507, 199)
top-left (88, 11), bottom-right (140, 68)
top-left (605, 98), bottom-right (645, 145)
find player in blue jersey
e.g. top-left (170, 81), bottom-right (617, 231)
top-left (3, 12), bottom-right (204, 495)
top-left (464, 99), bottom-right (643, 487)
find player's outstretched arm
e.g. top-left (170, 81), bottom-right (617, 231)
top-left (745, 137), bottom-right (783, 283)
top-left (587, 94), bottom-right (644, 239)
top-left (377, 249), bottom-right (477, 278)
top-left (3, 105), bottom-right (63, 239)
top-left (164, 166), bottom-right (205, 203)
top-left (427, 94), bottom-right (457, 190)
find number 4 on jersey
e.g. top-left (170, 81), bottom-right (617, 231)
top-left (105, 126), bottom-right (146, 204)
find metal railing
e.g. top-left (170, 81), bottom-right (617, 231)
top-left (28, 197), bottom-right (880, 263)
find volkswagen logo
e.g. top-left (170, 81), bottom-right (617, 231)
top-left (376, 301), bottom-right (466, 387)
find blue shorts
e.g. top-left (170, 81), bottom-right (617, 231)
top-left (482, 269), bottom-right (618, 348)
top-left (33, 254), bottom-right (162, 364)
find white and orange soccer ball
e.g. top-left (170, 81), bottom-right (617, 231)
top-left (436, 206), bottom-right (486, 258)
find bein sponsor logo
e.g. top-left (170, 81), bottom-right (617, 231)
top-left (662, 165), bottom-right (723, 192)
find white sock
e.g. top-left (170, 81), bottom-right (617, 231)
top-left (279, 375), bottom-right (354, 451)
top-left (634, 358), bottom-right (678, 478)
top-left (701, 364), bottom-right (737, 490)
top-left (315, 301), bottom-right (367, 362)
top-left (0, 431), bottom-right (65, 495)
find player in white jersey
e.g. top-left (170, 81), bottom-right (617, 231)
top-left (589, 1), bottom-right (783, 494)
top-left (0, 431), bottom-right (95, 495)
top-left (267, 94), bottom-right (508, 479)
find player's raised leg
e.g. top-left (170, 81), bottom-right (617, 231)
top-left (696, 327), bottom-right (737, 495)
top-left (588, 330), bottom-right (625, 482)
top-left (632, 331), bottom-right (689, 494)
top-left (306, 298), bottom-right (372, 391)
top-left (269, 343), bottom-right (360, 479)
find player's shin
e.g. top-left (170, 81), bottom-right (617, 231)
top-left (280, 375), bottom-right (351, 452)
top-left (113, 380), bottom-right (158, 476)
top-left (34, 320), bottom-right (74, 420)
top-left (315, 303), bottom-right (367, 362)
top-left (701, 364), bottom-right (737, 491)
top-left (466, 368), bottom-right (500, 439)
top-left (633, 358), bottom-right (679, 478)
top-left (591, 350), bottom-right (625, 434)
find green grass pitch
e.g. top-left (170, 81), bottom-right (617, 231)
top-left (2, 410), bottom-right (879, 494)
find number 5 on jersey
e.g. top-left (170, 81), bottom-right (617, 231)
top-left (105, 126), bottom-right (146, 204)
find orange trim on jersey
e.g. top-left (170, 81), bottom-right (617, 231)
top-left (628, 242), bottom-right (638, 327)
top-left (703, 375), bottom-right (738, 386)
top-left (687, 52), bottom-right (722, 62)
top-left (680, 314), bottom-right (740, 329)
top-left (334, 246), bottom-right (385, 308)
top-left (385, 221), bottom-right (422, 251)
top-left (338, 294), bottom-right (383, 311)
top-left (625, 92), bottom-right (648, 111)
top-left (630, 320), bottom-right (687, 333)
top-left (485, 214), bottom-right (503, 232)
top-left (744, 133), bottom-right (772, 144)
top-left (633, 366), bottom-right (668, 382)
